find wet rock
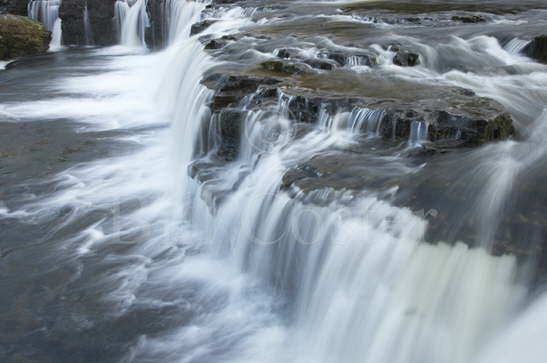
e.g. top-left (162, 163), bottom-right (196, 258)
top-left (60, 0), bottom-right (117, 46)
top-left (202, 35), bottom-right (238, 50)
top-left (276, 48), bottom-right (293, 59)
top-left (279, 84), bottom-right (514, 147)
top-left (146, 0), bottom-right (166, 48)
top-left (87, 0), bottom-right (117, 45)
top-left (321, 51), bottom-right (376, 67)
top-left (393, 51), bottom-right (420, 67)
top-left (523, 35), bottom-right (547, 64)
top-left (204, 38), bottom-right (226, 50)
top-left (0, 14), bottom-right (50, 60)
top-left (427, 109), bottom-right (515, 145)
top-left (259, 59), bottom-right (313, 76)
top-left (215, 109), bottom-right (242, 161)
top-left (59, 0), bottom-right (85, 45)
top-left (451, 15), bottom-right (487, 23)
top-left (190, 20), bottom-right (217, 36)
top-left (205, 68), bottom-right (514, 148)
top-left (202, 73), bottom-right (282, 111)
top-left (275, 49), bottom-right (335, 70)
top-left (304, 59), bottom-right (335, 71)
top-left (281, 149), bottom-right (404, 194)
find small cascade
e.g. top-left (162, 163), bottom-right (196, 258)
top-left (6, 1), bottom-right (547, 362)
top-left (318, 104), bottom-right (334, 129)
top-left (83, 1), bottom-right (93, 45)
top-left (187, 84), bottom-right (527, 363)
top-left (504, 38), bottom-right (530, 55)
top-left (346, 55), bottom-right (368, 67)
top-left (28, 0), bottom-right (63, 50)
top-left (348, 107), bottom-right (385, 135)
top-left (114, 0), bottom-right (150, 48)
top-left (408, 120), bottom-right (429, 146)
top-left (162, 0), bottom-right (208, 45)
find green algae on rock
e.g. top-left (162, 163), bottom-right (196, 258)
top-left (0, 14), bottom-right (50, 60)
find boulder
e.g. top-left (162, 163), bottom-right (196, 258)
top-left (190, 20), bottom-right (217, 36)
top-left (202, 73), bottom-right (281, 111)
top-left (259, 59), bottom-right (313, 76)
top-left (393, 51), bottom-right (420, 66)
top-left (523, 35), bottom-right (547, 64)
top-left (0, 14), bottom-right (50, 60)
top-left (451, 15), bottom-right (486, 23)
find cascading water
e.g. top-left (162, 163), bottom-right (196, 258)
top-left (28, 0), bottom-right (63, 50)
top-left (83, 1), bottom-right (93, 45)
top-left (114, 0), bottom-right (150, 48)
top-left (408, 120), bottom-right (428, 146)
top-left (3, 1), bottom-right (547, 363)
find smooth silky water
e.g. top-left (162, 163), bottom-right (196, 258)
top-left (1, 1), bottom-right (547, 362)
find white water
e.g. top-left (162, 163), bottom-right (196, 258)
top-left (115, 0), bottom-right (150, 48)
top-left (3, 1), bottom-right (547, 363)
top-left (474, 289), bottom-right (547, 363)
top-left (0, 60), bottom-right (11, 70)
top-left (28, 0), bottom-right (63, 50)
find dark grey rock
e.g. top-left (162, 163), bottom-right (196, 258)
top-left (393, 51), bottom-right (420, 66)
top-left (60, 0), bottom-right (116, 46)
top-left (523, 35), bottom-right (547, 64)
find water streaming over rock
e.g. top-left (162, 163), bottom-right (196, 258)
top-left (2, 1), bottom-right (547, 362)
top-left (28, 0), bottom-right (63, 50)
top-left (114, 0), bottom-right (150, 47)
top-left (83, 1), bottom-right (93, 45)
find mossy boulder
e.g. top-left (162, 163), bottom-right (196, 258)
top-left (0, 14), bottom-right (50, 60)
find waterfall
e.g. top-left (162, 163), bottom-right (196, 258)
top-left (163, 0), bottom-right (207, 45)
top-left (181, 82), bottom-right (527, 363)
top-left (132, 7), bottom-right (533, 356)
top-left (473, 290), bottom-right (547, 363)
top-left (83, 1), bottom-right (93, 45)
top-left (28, 0), bottom-right (63, 50)
top-left (114, 0), bottom-right (150, 47)
top-left (504, 38), bottom-right (530, 55)
top-left (349, 107), bottom-right (385, 135)
top-left (408, 120), bottom-right (429, 146)
top-left (6, 1), bottom-right (547, 362)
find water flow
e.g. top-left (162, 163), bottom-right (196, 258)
top-left (83, 1), bottom-right (93, 45)
top-left (408, 120), bottom-right (428, 146)
top-left (163, 0), bottom-right (207, 45)
top-left (183, 82), bottom-right (526, 363)
top-left (114, 0), bottom-right (150, 48)
top-left (28, 0), bottom-right (63, 50)
top-left (5, 2), bottom-right (547, 363)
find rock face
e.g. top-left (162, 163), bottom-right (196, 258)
top-left (393, 51), bottom-right (420, 66)
top-left (524, 35), bottom-right (547, 64)
top-left (60, 0), bottom-right (117, 46)
top-left (0, 14), bottom-right (50, 59)
top-left (0, 0), bottom-right (28, 16)
top-left (200, 71), bottom-right (515, 165)
top-left (146, 0), bottom-right (165, 48)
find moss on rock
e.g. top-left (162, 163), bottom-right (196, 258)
top-left (0, 14), bottom-right (50, 60)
